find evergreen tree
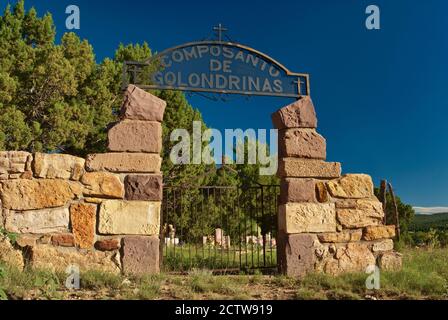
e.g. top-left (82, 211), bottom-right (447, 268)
top-left (0, 1), bottom-right (112, 153)
top-left (0, 0), bottom-right (212, 188)
top-left (0, 1), bottom-right (279, 211)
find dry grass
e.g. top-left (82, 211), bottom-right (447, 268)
top-left (0, 247), bottom-right (447, 300)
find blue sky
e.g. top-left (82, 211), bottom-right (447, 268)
top-left (13, 0), bottom-right (448, 209)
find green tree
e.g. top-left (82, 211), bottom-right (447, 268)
top-left (0, 1), bottom-right (281, 247)
top-left (158, 89), bottom-right (213, 186)
top-left (0, 104), bottom-right (32, 150)
top-left (0, 1), bottom-right (212, 187)
top-left (0, 1), bottom-right (113, 153)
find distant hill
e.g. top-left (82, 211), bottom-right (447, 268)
top-left (409, 212), bottom-right (448, 231)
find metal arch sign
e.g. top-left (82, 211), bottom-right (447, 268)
top-left (122, 41), bottom-right (310, 99)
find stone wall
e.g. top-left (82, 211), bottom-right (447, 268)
top-left (1, 86), bottom-right (402, 278)
top-left (273, 97), bottom-right (402, 277)
top-left (0, 85), bottom-right (165, 275)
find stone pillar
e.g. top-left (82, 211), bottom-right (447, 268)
top-left (273, 97), bottom-right (339, 277)
top-left (87, 84), bottom-right (166, 275)
top-left (0, 85), bottom-right (166, 275)
top-left (272, 97), bottom-right (401, 277)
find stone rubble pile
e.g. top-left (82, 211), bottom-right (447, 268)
top-left (0, 85), bottom-right (164, 275)
top-left (273, 97), bottom-right (402, 277)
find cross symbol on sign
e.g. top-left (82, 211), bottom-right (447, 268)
top-left (293, 78), bottom-right (303, 96)
top-left (213, 23), bottom-right (228, 42)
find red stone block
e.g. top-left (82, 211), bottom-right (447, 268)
top-left (121, 236), bottom-right (159, 275)
top-left (51, 233), bottom-right (75, 247)
top-left (277, 232), bottom-right (317, 277)
top-left (107, 120), bottom-right (162, 153)
top-left (121, 85), bottom-right (166, 122)
top-left (94, 239), bottom-right (120, 251)
top-left (280, 178), bottom-right (316, 203)
top-left (124, 174), bottom-right (163, 201)
top-left (278, 128), bottom-right (326, 159)
top-left (271, 97), bottom-right (317, 129)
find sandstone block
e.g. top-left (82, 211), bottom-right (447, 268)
top-left (372, 239), bottom-right (394, 252)
top-left (271, 97), bottom-right (317, 129)
top-left (378, 251), bottom-right (402, 271)
top-left (108, 120), bottom-right (162, 153)
top-left (81, 172), bottom-right (124, 199)
top-left (121, 236), bottom-right (159, 274)
top-left (70, 203), bottom-right (96, 249)
top-left (20, 171), bottom-right (33, 179)
top-left (336, 199), bottom-right (384, 229)
top-left (1, 179), bottom-right (82, 210)
top-left (0, 237), bottom-right (24, 270)
top-left (0, 151), bottom-right (32, 180)
top-left (278, 203), bottom-right (336, 234)
top-left (124, 174), bottom-right (163, 201)
top-left (317, 229), bottom-right (363, 243)
top-left (121, 85), bottom-right (166, 122)
top-left (95, 239), bottom-right (120, 251)
top-left (84, 197), bottom-right (104, 204)
top-left (4, 207), bottom-right (69, 234)
top-left (317, 242), bottom-right (376, 276)
top-left (279, 129), bottom-right (326, 159)
top-left (33, 153), bottom-right (85, 180)
top-left (278, 233), bottom-right (317, 277)
top-left (51, 233), bottom-right (75, 247)
top-left (38, 235), bottom-right (52, 245)
top-left (363, 225), bottom-right (396, 241)
top-left (326, 174), bottom-right (374, 199)
top-left (280, 178), bottom-right (316, 204)
top-left (9, 163), bottom-right (25, 173)
top-left (30, 245), bottom-right (120, 273)
top-left (85, 153), bottom-right (161, 173)
top-left (278, 158), bottom-right (341, 178)
top-left (98, 200), bottom-right (160, 235)
top-left (16, 235), bottom-right (38, 248)
top-left (335, 197), bottom-right (379, 209)
top-left (315, 181), bottom-right (329, 203)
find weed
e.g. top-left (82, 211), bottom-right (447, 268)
top-left (135, 278), bottom-right (161, 299)
top-left (81, 270), bottom-right (123, 290)
top-left (294, 288), bottom-right (327, 300)
top-left (0, 247), bottom-right (446, 300)
top-left (0, 228), bottom-right (17, 245)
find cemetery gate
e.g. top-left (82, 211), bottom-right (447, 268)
top-left (161, 184), bottom-right (280, 274)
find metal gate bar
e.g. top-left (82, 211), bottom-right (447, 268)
top-left (161, 185), bottom-right (279, 274)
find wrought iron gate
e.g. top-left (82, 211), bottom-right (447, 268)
top-left (161, 185), bottom-right (280, 274)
